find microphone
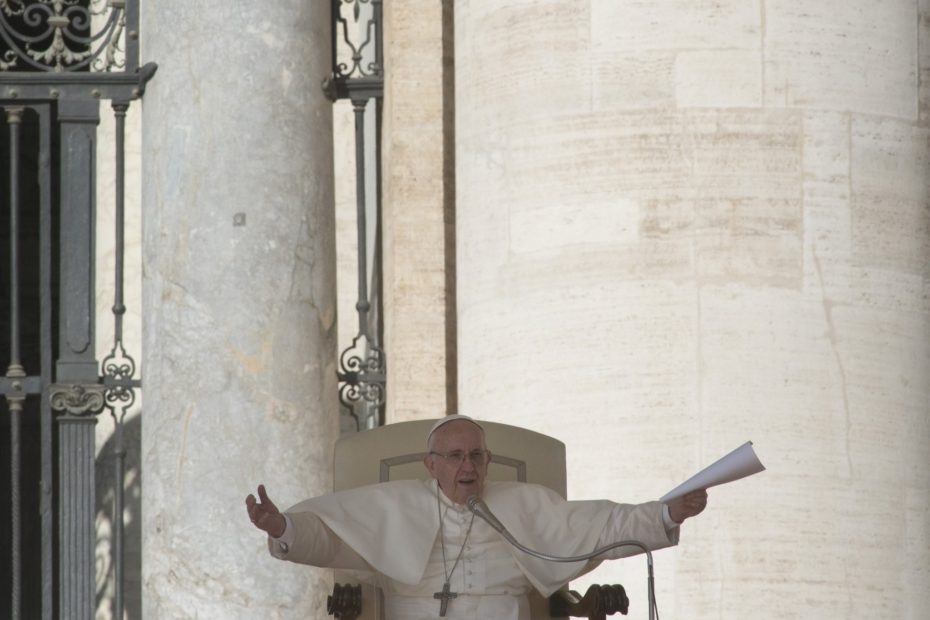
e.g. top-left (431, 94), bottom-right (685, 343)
top-left (465, 494), bottom-right (658, 620)
top-left (465, 495), bottom-right (509, 536)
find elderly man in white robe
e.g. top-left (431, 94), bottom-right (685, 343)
top-left (246, 416), bottom-right (708, 619)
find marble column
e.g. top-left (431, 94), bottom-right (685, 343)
top-left (141, 3), bottom-right (338, 617)
top-left (455, 1), bottom-right (929, 618)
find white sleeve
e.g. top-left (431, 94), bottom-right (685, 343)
top-left (268, 514), bottom-right (297, 557)
top-left (267, 510), bottom-right (372, 571)
top-left (661, 504), bottom-right (680, 531)
top-left (594, 501), bottom-right (680, 560)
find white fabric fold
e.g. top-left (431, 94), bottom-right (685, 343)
top-left (279, 479), bottom-right (676, 598)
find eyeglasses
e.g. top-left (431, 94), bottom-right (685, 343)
top-left (429, 449), bottom-right (491, 467)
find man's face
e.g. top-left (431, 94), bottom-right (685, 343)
top-left (423, 420), bottom-right (490, 505)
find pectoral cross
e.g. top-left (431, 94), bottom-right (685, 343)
top-left (433, 581), bottom-right (457, 617)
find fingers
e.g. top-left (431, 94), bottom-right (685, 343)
top-left (683, 490), bottom-right (708, 516)
top-left (668, 490), bottom-right (708, 523)
top-left (257, 485), bottom-right (279, 513)
top-left (246, 492), bottom-right (265, 524)
top-left (683, 490), bottom-right (707, 506)
top-left (246, 485), bottom-right (282, 533)
top-left (246, 496), bottom-right (286, 538)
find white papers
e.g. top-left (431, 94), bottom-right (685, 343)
top-left (660, 441), bottom-right (765, 503)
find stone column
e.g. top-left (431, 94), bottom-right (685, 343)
top-left (381, 0), bottom-right (457, 421)
top-left (455, 1), bottom-right (929, 618)
top-left (141, 3), bottom-right (338, 617)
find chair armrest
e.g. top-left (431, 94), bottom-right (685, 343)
top-left (325, 581), bottom-right (629, 619)
top-left (549, 584), bottom-right (630, 619)
top-left (327, 583), bottom-right (362, 620)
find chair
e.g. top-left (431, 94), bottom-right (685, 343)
top-left (325, 419), bottom-right (629, 619)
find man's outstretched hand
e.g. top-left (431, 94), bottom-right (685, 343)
top-left (667, 489), bottom-right (708, 524)
top-left (245, 484), bottom-right (286, 538)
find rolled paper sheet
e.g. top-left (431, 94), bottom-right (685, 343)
top-left (660, 441), bottom-right (765, 503)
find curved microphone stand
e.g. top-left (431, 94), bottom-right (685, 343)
top-left (467, 496), bottom-right (658, 620)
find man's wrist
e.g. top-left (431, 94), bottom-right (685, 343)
top-left (269, 514), bottom-right (287, 539)
top-left (662, 504), bottom-right (681, 529)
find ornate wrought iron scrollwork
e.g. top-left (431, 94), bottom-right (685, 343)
top-left (101, 339), bottom-right (137, 415)
top-left (102, 339), bottom-right (135, 618)
top-left (48, 382), bottom-right (107, 415)
top-left (549, 584), bottom-right (630, 619)
top-left (0, 0), bottom-right (129, 72)
top-left (324, 0), bottom-right (382, 101)
top-left (337, 333), bottom-right (385, 428)
top-left (333, 0), bottom-right (382, 80)
top-left (330, 0), bottom-right (384, 430)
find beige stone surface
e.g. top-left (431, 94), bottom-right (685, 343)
top-left (674, 50), bottom-right (763, 108)
top-left (592, 0), bottom-right (761, 52)
top-left (381, 0), bottom-right (455, 422)
top-left (335, 100), bottom-right (359, 357)
top-left (455, 1), bottom-right (929, 618)
top-left (764, 0), bottom-right (918, 118)
top-left (921, 0), bottom-right (930, 125)
top-left (851, 117), bottom-right (930, 274)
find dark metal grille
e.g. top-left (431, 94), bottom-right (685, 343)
top-left (0, 0), bottom-right (137, 73)
top-left (0, 2), bottom-right (152, 618)
top-left (325, 0), bottom-right (383, 100)
top-left (1, 100), bottom-right (54, 620)
top-left (328, 0), bottom-right (386, 432)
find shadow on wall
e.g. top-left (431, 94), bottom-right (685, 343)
top-left (94, 412), bottom-right (142, 620)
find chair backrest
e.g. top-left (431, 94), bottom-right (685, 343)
top-left (334, 418), bottom-right (566, 494)
top-left (331, 418), bottom-right (569, 619)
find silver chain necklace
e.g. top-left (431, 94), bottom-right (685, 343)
top-left (433, 486), bottom-right (476, 617)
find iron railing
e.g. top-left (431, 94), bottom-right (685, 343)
top-left (0, 1), bottom-right (153, 618)
top-left (327, 0), bottom-right (386, 432)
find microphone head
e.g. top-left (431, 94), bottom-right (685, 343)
top-left (465, 495), bottom-right (509, 536)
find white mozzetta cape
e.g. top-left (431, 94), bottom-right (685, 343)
top-left (279, 479), bottom-right (676, 597)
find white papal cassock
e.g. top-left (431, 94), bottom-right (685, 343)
top-left (268, 479), bottom-right (679, 620)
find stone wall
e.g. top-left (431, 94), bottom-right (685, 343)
top-left (381, 0), bottom-right (457, 422)
top-left (455, 1), bottom-right (930, 617)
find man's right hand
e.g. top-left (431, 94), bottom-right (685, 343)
top-left (246, 484), bottom-right (286, 538)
